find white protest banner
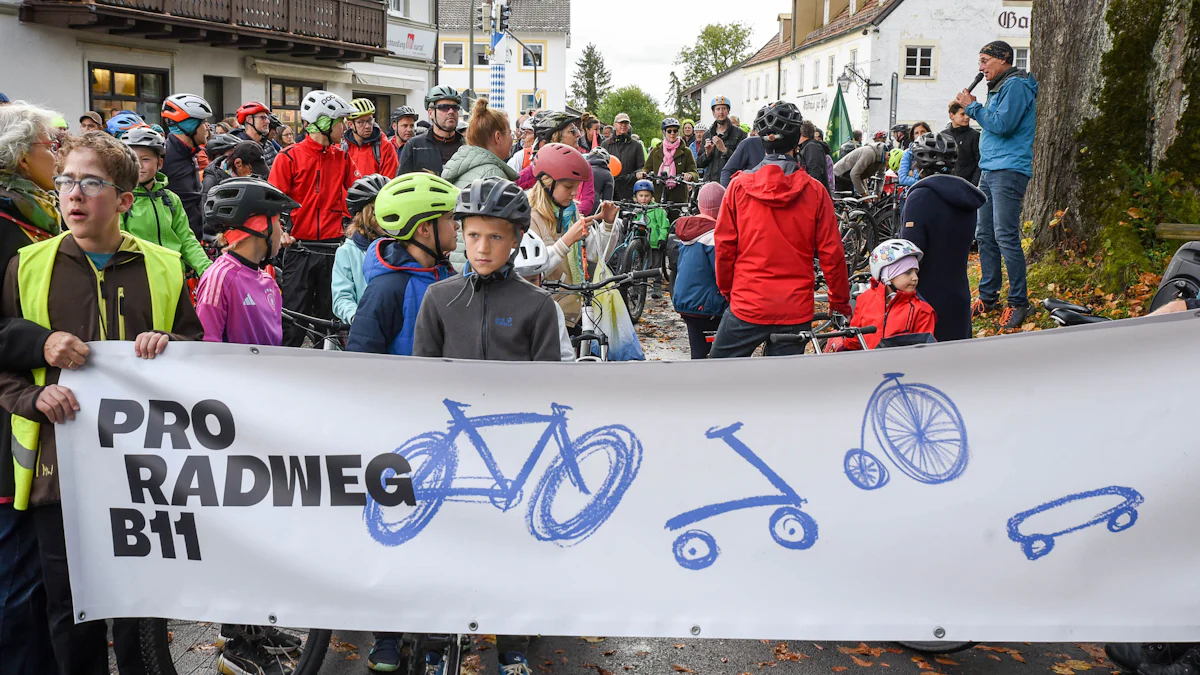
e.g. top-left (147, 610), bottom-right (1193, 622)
top-left (57, 314), bottom-right (1200, 642)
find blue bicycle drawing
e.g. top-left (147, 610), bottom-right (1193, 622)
top-left (665, 423), bottom-right (817, 570)
top-left (843, 373), bottom-right (968, 490)
top-left (1007, 486), bottom-right (1144, 561)
top-left (363, 399), bottom-right (642, 548)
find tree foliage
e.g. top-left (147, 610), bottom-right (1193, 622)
top-left (597, 85), bottom-right (664, 146)
top-left (675, 22), bottom-right (755, 87)
top-left (666, 71), bottom-right (700, 121)
top-left (569, 43), bottom-right (613, 114)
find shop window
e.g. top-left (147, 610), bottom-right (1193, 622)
top-left (89, 63), bottom-right (169, 126)
top-left (270, 79), bottom-right (322, 133)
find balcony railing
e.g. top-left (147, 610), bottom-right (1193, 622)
top-left (20, 0), bottom-right (387, 60)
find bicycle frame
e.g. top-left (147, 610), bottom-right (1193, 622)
top-left (434, 400), bottom-right (594, 508)
top-left (665, 423), bottom-right (805, 531)
top-left (575, 287), bottom-right (609, 363)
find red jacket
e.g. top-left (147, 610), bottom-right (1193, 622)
top-left (715, 159), bottom-right (851, 324)
top-left (832, 280), bottom-right (937, 351)
top-left (268, 136), bottom-right (361, 241)
top-left (344, 126), bottom-right (399, 178)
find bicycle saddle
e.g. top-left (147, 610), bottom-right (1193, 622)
top-left (1050, 309), bottom-right (1109, 326)
top-left (1043, 298), bottom-right (1090, 314)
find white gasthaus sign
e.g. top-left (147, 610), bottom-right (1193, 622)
top-left (56, 313), bottom-right (1200, 641)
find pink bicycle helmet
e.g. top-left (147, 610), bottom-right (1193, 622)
top-left (531, 143), bottom-right (591, 182)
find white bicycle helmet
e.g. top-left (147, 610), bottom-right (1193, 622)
top-left (161, 94), bottom-right (213, 124)
top-left (513, 230), bottom-right (548, 277)
top-left (869, 239), bottom-right (924, 283)
top-left (300, 90), bottom-right (355, 124)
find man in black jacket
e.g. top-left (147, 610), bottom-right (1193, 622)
top-left (601, 113), bottom-right (645, 201)
top-left (398, 85), bottom-right (464, 176)
top-left (946, 103), bottom-right (981, 185)
top-left (696, 96), bottom-right (746, 183)
top-left (798, 121), bottom-right (831, 195)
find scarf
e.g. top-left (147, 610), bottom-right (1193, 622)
top-left (660, 137), bottom-right (681, 189)
top-left (0, 170), bottom-right (61, 235)
top-left (552, 201), bottom-right (591, 284)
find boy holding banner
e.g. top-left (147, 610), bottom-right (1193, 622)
top-left (0, 131), bottom-right (203, 675)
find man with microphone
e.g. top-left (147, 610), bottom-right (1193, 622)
top-left (955, 40), bottom-right (1039, 331)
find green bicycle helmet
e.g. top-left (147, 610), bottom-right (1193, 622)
top-left (425, 85), bottom-right (461, 109)
top-left (375, 173), bottom-right (459, 241)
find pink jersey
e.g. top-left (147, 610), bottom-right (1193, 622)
top-left (195, 253), bottom-right (283, 346)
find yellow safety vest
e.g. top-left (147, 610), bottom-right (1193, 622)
top-left (10, 232), bottom-right (182, 510)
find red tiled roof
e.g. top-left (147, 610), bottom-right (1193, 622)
top-left (743, 30), bottom-right (794, 68)
top-left (799, 0), bottom-right (890, 48)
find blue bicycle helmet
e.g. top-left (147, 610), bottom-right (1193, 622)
top-left (106, 112), bottom-right (147, 138)
top-left (633, 179), bottom-right (654, 194)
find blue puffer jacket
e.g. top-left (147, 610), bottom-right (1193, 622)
top-left (966, 69), bottom-right (1039, 177)
top-left (346, 238), bottom-right (455, 355)
top-left (671, 215), bottom-right (727, 319)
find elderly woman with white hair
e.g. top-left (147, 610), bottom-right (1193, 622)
top-left (0, 101), bottom-right (90, 675)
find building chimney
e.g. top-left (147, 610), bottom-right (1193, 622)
top-left (823, 0), bottom-right (830, 25)
top-left (849, 0), bottom-right (857, 13)
top-left (779, 14), bottom-right (793, 45)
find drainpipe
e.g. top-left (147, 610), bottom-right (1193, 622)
top-left (777, 56), bottom-right (782, 99)
top-left (433, 0), bottom-right (440, 87)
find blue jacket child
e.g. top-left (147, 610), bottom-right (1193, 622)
top-left (346, 238), bottom-right (455, 355)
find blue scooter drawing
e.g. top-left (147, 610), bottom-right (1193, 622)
top-left (665, 423), bottom-right (817, 570)
top-left (1007, 486), bottom-right (1144, 560)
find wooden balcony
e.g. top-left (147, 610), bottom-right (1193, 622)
top-left (20, 0), bottom-right (388, 61)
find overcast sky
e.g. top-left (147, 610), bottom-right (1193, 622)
top-left (567, 0), bottom-right (792, 105)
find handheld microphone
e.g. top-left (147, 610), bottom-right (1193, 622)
top-left (968, 72), bottom-right (985, 93)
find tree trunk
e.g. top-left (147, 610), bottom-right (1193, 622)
top-left (1024, 0), bottom-right (1112, 252)
top-left (1151, 0), bottom-right (1196, 169)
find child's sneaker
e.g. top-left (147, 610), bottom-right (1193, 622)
top-left (499, 651), bottom-right (533, 675)
top-left (216, 635), bottom-right (294, 675)
top-left (367, 637), bottom-right (403, 672)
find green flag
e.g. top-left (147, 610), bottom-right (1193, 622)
top-left (828, 86), bottom-right (854, 161)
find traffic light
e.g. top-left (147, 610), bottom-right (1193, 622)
top-left (475, 1), bottom-right (493, 32)
top-left (497, 4), bottom-right (511, 32)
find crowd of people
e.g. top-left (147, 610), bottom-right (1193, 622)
top-left (0, 34), bottom-right (1194, 675)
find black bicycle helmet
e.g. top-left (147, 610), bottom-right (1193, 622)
top-left (911, 132), bottom-right (959, 171)
top-left (753, 101), bottom-right (804, 144)
top-left (390, 105), bottom-right (418, 123)
top-left (532, 109), bottom-right (581, 141)
top-left (205, 133), bottom-right (240, 158)
top-left (346, 173), bottom-right (389, 217)
top-left (204, 177), bottom-right (300, 231)
top-left (454, 176), bottom-right (532, 232)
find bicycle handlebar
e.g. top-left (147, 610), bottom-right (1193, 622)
top-left (768, 325), bottom-right (876, 344)
top-left (543, 268), bottom-right (661, 294)
top-left (282, 308), bottom-right (348, 333)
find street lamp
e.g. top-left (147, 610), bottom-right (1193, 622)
top-left (837, 65), bottom-right (882, 109)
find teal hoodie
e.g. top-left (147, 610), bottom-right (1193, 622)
top-left (122, 172), bottom-right (211, 274)
top-left (966, 69), bottom-right (1039, 177)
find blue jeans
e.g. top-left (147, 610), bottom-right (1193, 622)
top-left (0, 504), bottom-right (56, 675)
top-left (976, 169), bottom-right (1030, 307)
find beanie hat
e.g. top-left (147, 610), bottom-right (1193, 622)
top-left (980, 40), bottom-right (1015, 64)
top-left (698, 182), bottom-right (725, 218)
top-left (881, 255), bottom-right (919, 285)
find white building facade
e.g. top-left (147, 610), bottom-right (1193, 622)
top-left (0, 0), bottom-right (434, 133)
top-left (435, 0), bottom-right (569, 114)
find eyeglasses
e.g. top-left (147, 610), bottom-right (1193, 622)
top-left (567, 125), bottom-right (581, 136)
top-left (53, 175), bottom-right (120, 197)
top-left (434, 104), bottom-right (460, 113)
top-left (665, 129), bottom-right (680, 135)
top-left (33, 140), bottom-right (61, 154)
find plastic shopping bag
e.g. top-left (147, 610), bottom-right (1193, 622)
top-left (589, 263), bottom-right (646, 362)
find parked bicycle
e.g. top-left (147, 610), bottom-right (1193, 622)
top-left (608, 201), bottom-right (658, 322)
top-left (363, 398), bottom-right (643, 548)
top-left (544, 269), bottom-right (662, 361)
top-left (282, 307), bottom-right (348, 350)
top-left (138, 620), bottom-right (330, 675)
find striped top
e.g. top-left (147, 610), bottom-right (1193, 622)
top-left (195, 253), bottom-right (283, 346)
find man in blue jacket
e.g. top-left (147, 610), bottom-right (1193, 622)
top-left (956, 40), bottom-right (1038, 330)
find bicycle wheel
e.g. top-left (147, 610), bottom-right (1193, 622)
top-left (672, 529), bottom-right (719, 570)
top-left (528, 425), bottom-right (643, 545)
top-left (848, 210), bottom-right (877, 272)
top-left (768, 506), bottom-right (818, 550)
top-left (870, 382), bottom-right (968, 484)
top-left (139, 619), bottom-right (330, 675)
top-left (843, 448), bottom-right (890, 490)
top-left (619, 238), bottom-right (650, 323)
top-left (839, 218), bottom-right (866, 275)
top-left (363, 432), bottom-right (457, 547)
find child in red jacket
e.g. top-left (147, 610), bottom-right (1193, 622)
top-left (831, 239), bottom-right (937, 351)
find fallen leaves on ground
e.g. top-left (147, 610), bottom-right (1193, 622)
top-left (839, 643), bottom-right (903, 658)
top-left (773, 643), bottom-right (810, 662)
top-left (850, 656), bottom-right (874, 667)
top-left (912, 656), bottom-right (933, 670)
top-left (603, 650), bottom-right (616, 656)
top-left (722, 657), bottom-right (730, 663)
top-left (934, 657), bottom-right (959, 666)
top-left (581, 637), bottom-right (606, 644)
top-left (670, 665), bottom-right (696, 673)
top-left (583, 665), bottom-right (613, 675)
top-left (635, 651), bottom-right (649, 657)
top-left (330, 638), bottom-right (358, 653)
top-left (974, 645), bottom-right (1025, 662)
top-left (1052, 659), bottom-right (1097, 674)
top-left (344, 653), bottom-right (361, 661)
top-left (814, 644), bottom-right (826, 651)
top-left (986, 654), bottom-right (1003, 661)
top-left (1075, 643), bottom-right (1111, 665)
top-left (832, 668), bottom-right (849, 673)
top-left (673, 644), bottom-right (686, 649)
